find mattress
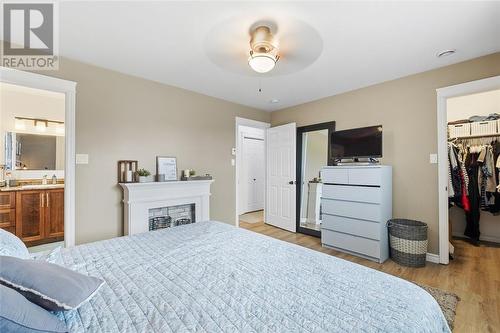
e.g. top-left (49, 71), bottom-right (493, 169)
top-left (48, 221), bottom-right (450, 332)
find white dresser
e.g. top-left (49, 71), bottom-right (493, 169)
top-left (320, 165), bottom-right (392, 263)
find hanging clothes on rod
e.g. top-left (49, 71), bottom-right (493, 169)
top-left (448, 134), bottom-right (500, 243)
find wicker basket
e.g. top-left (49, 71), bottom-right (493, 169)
top-left (387, 219), bottom-right (428, 267)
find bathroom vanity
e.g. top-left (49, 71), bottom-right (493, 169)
top-left (0, 184), bottom-right (64, 246)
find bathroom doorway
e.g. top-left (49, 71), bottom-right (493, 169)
top-left (0, 68), bottom-right (76, 249)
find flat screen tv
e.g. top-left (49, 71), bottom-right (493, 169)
top-left (331, 125), bottom-right (383, 160)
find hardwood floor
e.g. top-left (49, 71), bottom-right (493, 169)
top-left (240, 221), bottom-right (500, 333)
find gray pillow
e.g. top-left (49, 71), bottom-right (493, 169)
top-left (0, 228), bottom-right (30, 259)
top-left (0, 284), bottom-right (67, 333)
top-left (0, 256), bottom-right (104, 311)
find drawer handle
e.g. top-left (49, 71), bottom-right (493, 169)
top-left (46, 193), bottom-right (49, 208)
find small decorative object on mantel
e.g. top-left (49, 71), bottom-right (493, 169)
top-left (136, 168), bottom-right (151, 183)
top-left (182, 169), bottom-right (195, 179)
top-left (181, 172), bottom-right (213, 181)
top-left (118, 160), bottom-right (138, 183)
top-left (156, 156), bottom-right (177, 181)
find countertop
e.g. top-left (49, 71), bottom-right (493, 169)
top-left (0, 184), bottom-right (65, 192)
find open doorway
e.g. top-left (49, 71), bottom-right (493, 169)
top-left (437, 75), bottom-right (500, 264)
top-left (0, 68), bottom-right (76, 249)
top-left (235, 117), bottom-right (270, 227)
top-left (1, 83), bottom-right (65, 252)
top-left (447, 89), bottom-right (500, 249)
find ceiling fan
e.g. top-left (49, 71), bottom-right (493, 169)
top-left (247, 25), bottom-right (280, 74)
top-left (204, 17), bottom-right (323, 77)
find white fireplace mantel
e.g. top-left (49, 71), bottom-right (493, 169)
top-left (120, 180), bottom-right (214, 235)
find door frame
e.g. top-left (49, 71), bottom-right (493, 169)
top-left (0, 67), bottom-right (77, 247)
top-left (436, 75), bottom-right (500, 264)
top-left (296, 121), bottom-right (335, 237)
top-left (235, 117), bottom-right (270, 227)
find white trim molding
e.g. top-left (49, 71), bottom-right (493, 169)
top-left (234, 117), bottom-right (270, 227)
top-left (436, 75), bottom-right (500, 265)
top-left (0, 67), bottom-right (77, 247)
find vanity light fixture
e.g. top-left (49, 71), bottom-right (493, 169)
top-left (14, 118), bottom-right (26, 130)
top-left (56, 123), bottom-right (65, 134)
top-left (35, 120), bottom-right (48, 132)
top-left (248, 26), bottom-right (279, 74)
top-left (14, 117), bottom-right (64, 134)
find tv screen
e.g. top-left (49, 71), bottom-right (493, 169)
top-left (331, 125), bottom-right (383, 159)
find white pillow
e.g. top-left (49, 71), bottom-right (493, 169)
top-left (0, 228), bottom-right (30, 259)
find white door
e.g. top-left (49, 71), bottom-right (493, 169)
top-left (266, 123), bottom-right (296, 232)
top-left (242, 137), bottom-right (265, 213)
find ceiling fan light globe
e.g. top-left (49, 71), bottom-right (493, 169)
top-left (248, 53), bottom-right (277, 73)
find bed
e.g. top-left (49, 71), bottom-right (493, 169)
top-left (45, 221), bottom-right (450, 332)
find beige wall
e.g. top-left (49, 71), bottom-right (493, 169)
top-left (272, 53), bottom-right (500, 254)
top-left (40, 58), bottom-right (270, 244)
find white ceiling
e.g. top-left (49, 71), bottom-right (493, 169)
top-left (59, 1), bottom-right (500, 111)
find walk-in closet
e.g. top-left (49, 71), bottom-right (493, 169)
top-left (447, 89), bottom-right (500, 251)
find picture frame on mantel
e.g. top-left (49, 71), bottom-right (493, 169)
top-left (156, 156), bottom-right (177, 181)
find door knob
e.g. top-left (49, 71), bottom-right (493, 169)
top-left (288, 180), bottom-right (296, 185)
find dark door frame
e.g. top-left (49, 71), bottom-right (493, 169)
top-left (296, 121), bottom-right (336, 237)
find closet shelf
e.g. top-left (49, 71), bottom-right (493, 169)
top-left (448, 133), bottom-right (500, 140)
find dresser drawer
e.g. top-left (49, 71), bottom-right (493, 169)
top-left (322, 185), bottom-right (381, 204)
top-left (0, 209), bottom-right (15, 228)
top-left (321, 168), bottom-right (348, 184)
top-left (321, 199), bottom-right (381, 222)
top-left (322, 214), bottom-right (380, 240)
top-left (322, 229), bottom-right (380, 258)
top-left (348, 168), bottom-right (381, 186)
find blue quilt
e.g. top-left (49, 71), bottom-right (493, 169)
top-left (50, 221), bottom-right (449, 332)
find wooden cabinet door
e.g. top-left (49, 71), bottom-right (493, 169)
top-left (44, 189), bottom-right (64, 239)
top-left (16, 191), bottom-right (44, 243)
top-left (0, 208), bottom-right (16, 227)
top-left (0, 192), bottom-right (15, 210)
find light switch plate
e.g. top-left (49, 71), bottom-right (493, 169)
top-left (231, 158), bottom-right (235, 166)
top-left (429, 153), bottom-right (438, 164)
top-left (76, 154), bottom-right (89, 164)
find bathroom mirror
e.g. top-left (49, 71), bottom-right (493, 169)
top-left (4, 132), bottom-right (64, 170)
top-left (296, 122), bottom-right (335, 237)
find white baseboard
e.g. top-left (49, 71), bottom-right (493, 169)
top-left (426, 253), bottom-right (440, 264)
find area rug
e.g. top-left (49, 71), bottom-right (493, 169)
top-left (239, 210), bottom-right (264, 224)
top-left (416, 283), bottom-right (460, 330)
